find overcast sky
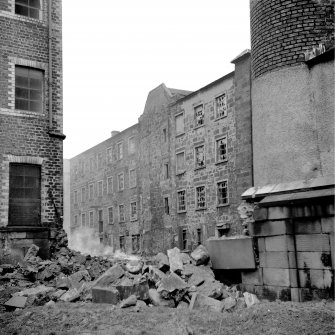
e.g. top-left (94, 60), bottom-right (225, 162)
top-left (63, 0), bottom-right (251, 159)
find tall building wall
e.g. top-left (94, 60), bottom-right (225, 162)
top-left (0, 0), bottom-right (64, 261)
top-left (250, 0), bottom-right (335, 186)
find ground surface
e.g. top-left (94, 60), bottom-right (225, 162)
top-left (0, 300), bottom-right (334, 335)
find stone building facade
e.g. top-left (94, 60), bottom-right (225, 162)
top-left (69, 52), bottom-right (253, 255)
top-left (0, 0), bottom-right (65, 262)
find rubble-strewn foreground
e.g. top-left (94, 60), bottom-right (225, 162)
top-left (1, 244), bottom-right (334, 334)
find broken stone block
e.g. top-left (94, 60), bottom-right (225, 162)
top-left (69, 270), bottom-right (91, 289)
top-left (56, 276), bottom-right (72, 290)
top-left (190, 245), bottom-right (210, 266)
top-left (190, 292), bottom-right (223, 313)
top-left (59, 288), bottom-right (80, 302)
top-left (223, 297), bottom-right (237, 311)
top-left (115, 277), bottom-right (149, 301)
top-left (125, 260), bottom-right (143, 274)
top-left (24, 244), bottom-right (39, 262)
top-left (235, 297), bottom-right (247, 310)
top-left (148, 288), bottom-right (175, 307)
top-left (176, 301), bottom-right (189, 310)
top-left (243, 292), bottom-right (260, 307)
top-left (167, 247), bottom-right (183, 273)
top-left (4, 296), bottom-right (27, 309)
top-left (120, 294), bottom-right (137, 308)
top-left (92, 286), bottom-right (120, 304)
top-left (51, 289), bottom-right (66, 300)
top-left (94, 264), bottom-right (125, 287)
top-left (15, 285), bottom-right (55, 297)
top-left (45, 300), bottom-right (56, 308)
top-left (1, 264), bottom-right (15, 274)
top-left (155, 253), bottom-right (170, 272)
top-left (180, 253), bottom-right (192, 265)
top-left (157, 273), bottom-right (188, 303)
top-left (136, 300), bottom-right (147, 309)
top-left (148, 265), bottom-right (166, 284)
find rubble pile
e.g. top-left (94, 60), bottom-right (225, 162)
top-left (1, 244), bottom-right (260, 313)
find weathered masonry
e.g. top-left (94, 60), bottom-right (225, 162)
top-left (0, 0), bottom-right (65, 262)
top-left (69, 51), bottom-right (253, 254)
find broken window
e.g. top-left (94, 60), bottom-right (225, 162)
top-left (81, 213), bottom-right (86, 227)
top-left (182, 229), bottom-right (187, 250)
top-left (15, 66), bottom-right (43, 112)
top-left (117, 142), bottom-right (123, 160)
top-left (177, 190), bottom-right (186, 212)
top-left (89, 211), bottom-right (94, 227)
top-left (164, 163), bottom-right (169, 179)
top-left (119, 236), bottom-right (125, 251)
top-left (118, 173), bottom-right (124, 191)
top-left (196, 186), bottom-right (206, 209)
top-left (81, 187), bottom-right (85, 202)
top-left (130, 201), bottom-right (137, 221)
top-left (163, 128), bottom-right (167, 142)
top-left (108, 207), bottom-right (113, 224)
top-left (119, 204), bottom-right (125, 222)
top-left (74, 190), bottom-right (78, 204)
top-left (97, 180), bottom-right (103, 197)
top-left (132, 234), bottom-right (140, 253)
top-left (175, 113), bottom-right (184, 135)
top-left (215, 93), bottom-right (227, 118)
top-left (194, 104), bottom-right (204, 127)
top-left (89, 183), bottom-right (94, 200)
top-left (197, 228), bottom-right (202, 245)
top-left (128, 137), bottom-right (135, 154)
top-left (107, 177), bottom-right (113, 194)
top-left (9, 163), bottom-right (41, 226)
top-left (129, 169), bottom-right (136, 188)
top-left (216, 137), bottom-right (227, 163)
top-left (217, 180), bottom-right (228, 206)
top-left (164, 197), bottom-right (169, 215)
top-left (98, 209), bottom-right (103, 232)
top-left (176, 151), bottom-right (185, 174)
top-left (107, 147), bottom-right (113, 163)
top-left (15, 0), bottom-right (41, 19)
top-left (195, 145), bottom-right (205, 168)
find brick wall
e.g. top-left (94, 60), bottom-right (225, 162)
top-left (250, 0), bottom-right (335, 79)
top-left (0, 0), bottom-right (64, 230)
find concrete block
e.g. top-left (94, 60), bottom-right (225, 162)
top-left (299, 288), bottom-right (333, 302)
top-left (290, 288), bottom-right (300, 302)
top-left (253, 207), bottom-right (268, 221)
top-left (8, 232), bottom-right (27, 239)
top-left (264, 235), bottom-right (294, 252)
top-left (241, 268), bottom-right (263, 285)
top-left (295, 234), bottom-right (330, 252)
top-left (250, 220), bottom-right (292, 237)
top-left (191, 292), bottom-right (224, 312)
top-left (242, 285), bottom-right (291, 301)
top-left (268, 206), bottom-right (290, 220)
top-left (263, 268), bottom-right (292, 287)
top-left (321, 217), bottom-right (335, 233)
top-left (294, 219), bottom-right (322, 234)
top-left (295, 252), bottom-right (332, 270)
top-left (4, 296), bottom-right (27, 309)
top-left (259, 252), bottom-right (291, 268)
top-left (298, 269), bottom-right (333, 289)
top-left (92, 286), bottom-right (120, 304)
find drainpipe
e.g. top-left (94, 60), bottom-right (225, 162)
top-left (48, 0), bottom-right (53, 130)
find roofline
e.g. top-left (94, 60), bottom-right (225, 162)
top-left (170, 71), bottom-right (235, 106)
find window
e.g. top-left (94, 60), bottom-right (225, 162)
top-left (197, 228), bottom-right (202, 245)
top-left (9, 163), bottom-right (41, 226)
top-left (98, 209), bottom-right (103, 233)
top-left (81, 187), bottom-right (85, 202)
top-left (163, 128), bottom-right (167, 142)
top-left (130, 201), bottom-right (137, 221)
top-left (97, 180), bottom-right (103, 197)
top-left (195, 145), bottom-right (205, 168)
top-left (196, 186), bottom-right (206, 209)
top-left (216, 137), bottom-right (227, 163)
top-left (89, 211), bottom-right (94, 227)
top-left (182, 229), bottom-right (187, 250)
top-left (215, 93), bottom-right (227, 118)
top-left (119, 204), bottom-right (125, 222)
top-left (74, 190), bottom-right (78, 204)
top-left (164, 163), bottom-right (169, 179)
top-left (128, 137), bottom-right (135, 154)
top-left (117, 142), bottom-right (123, 160)
top-left (90, 157), bottom-right (95, 172)
top-left (176, 151), bottom-right (185, 174)
top-left (177, 190), bottom-right (186, 212)
top-left (129, 169), bottom-right (136, 188)
top-left (118, 173), bottom-right (124, 191)
top-left (107, 147), bottom-right (113, 163)
top-left (175, 113), bottom-right (184, 135)
top-left (120, 236), bottom-right (125, 251)
top-left (15, 66), bottom-right (43, 112)
top-left (108, 207), bottom-right (113, 224)
top-left (107, 177), bottom-right (113, 194)
top-left (89, 183), bottom-right (94, 200)
top-left (194, 104), bottom-right (204, 127)
top-left (132, 234), bottom-right (140, 253)
top-left (97, 153), bottom-right (103, 169)
top-left (81, 213), bottom-right (86, 227)
top-left (217, 180), bottom-right (228, 206)
top-left (15, 0), bottom-right (41, 19)
top-left (164, 197), bottom-right (169, 215)
top-left (74, 215), bottom-right (78, 226)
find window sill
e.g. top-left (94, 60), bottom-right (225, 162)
top-left (194, 124), bottom-right (204, 130)
top-left (130, 218), bottom-right (138, 222)
top-left (215, 160), bottom-right (228, 165)
top-left (177, 210), bottom-right (187, 214)
top-left (176, 132), bottom-right (185, 138)
top-left (196, 207), bottom-right (207, 211)
top-left (215, 115), bottom-right (227, 121)
top-left (194, 166), bottom-right (206, 171)
top-left (176, 171), bottom-right (186, 176)
top-left (217, 203), bottom-right (229, 208)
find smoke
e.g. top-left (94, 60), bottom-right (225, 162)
top-left (68, 227), bottom-right (139, 260)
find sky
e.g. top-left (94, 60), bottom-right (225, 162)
top-left (63, 0), bottom-right (251, 159)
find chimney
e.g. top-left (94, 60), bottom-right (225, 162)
top-left (111, 130), bottom-right (120, 137)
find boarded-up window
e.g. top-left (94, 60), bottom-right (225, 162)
top-left (98, 209), bottom-right (103, 232)
top-left (176, 152), bottom-right (185, 174)
top-left (9, 163), bottom-right (41, 226)
top-left (175, 113), bottom-right (184, 135)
